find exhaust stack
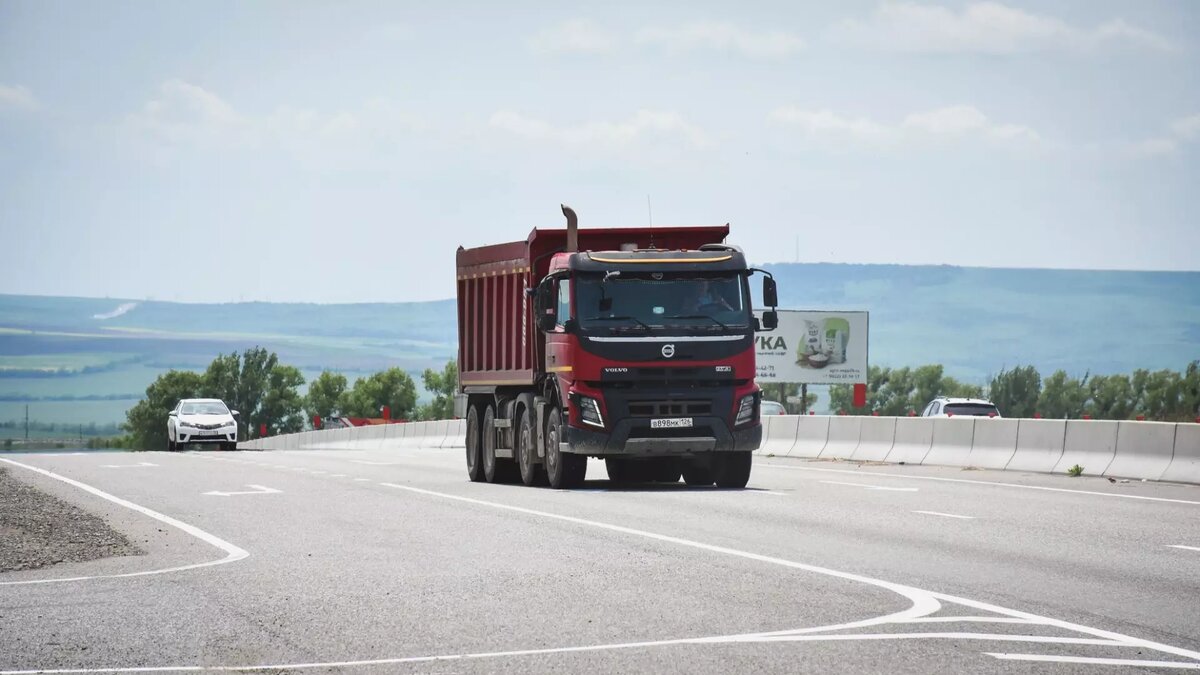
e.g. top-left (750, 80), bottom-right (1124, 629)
top-left (561, 204), bottom-right (578, 252)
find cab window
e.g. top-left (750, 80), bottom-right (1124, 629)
top-left (556, 278), bottom-right (572, 327)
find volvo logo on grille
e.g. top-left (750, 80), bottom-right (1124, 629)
top-left (661, 344), bottom-right (676, 358)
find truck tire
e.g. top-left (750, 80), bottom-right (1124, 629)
top-left (713, 452), bottom-right (752, 489)
top-left (605, 458), bottom-right (631, 485)
top-left (682, 461), bottom-right (713, 487)
top-left (653, 457), bottom-right (683, 483)
top-left (544, 407), bottom-right (585, 489)
top-left (465, 405), bottom-right (484, 482)
top-left (516, 407), bottom-right (545, 487)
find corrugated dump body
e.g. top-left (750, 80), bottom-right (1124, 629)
top-left (455, 225), bottom-right (731, 390)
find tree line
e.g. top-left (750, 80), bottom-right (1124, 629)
top-left (123, 347), bottom-right (458, 450)
top-left (828, 362), bottom-right (1200, 421)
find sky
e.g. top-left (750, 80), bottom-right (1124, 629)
top-left (1, 0), bottom-right (1197, 303)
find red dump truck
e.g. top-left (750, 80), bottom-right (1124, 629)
top-left (455, 206), bottom-right (778, 489)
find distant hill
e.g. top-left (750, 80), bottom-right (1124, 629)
top-left (1, 263), bottom-right (1197, 425)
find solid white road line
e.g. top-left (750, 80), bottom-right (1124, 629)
top-left (201, 485), bottom-right (282, 497)
top-left (0, 457), bottom-right (248, 585)
top-left (986, 653), bottom-right (1200, 669)
top-left (1167, 545), bottom-right (1200, 552)
top-left (820, 480), bottom-right (918, 492)
top-left (99, 462), bottom-right (158, 469)
top-left (762, 463), bottom-right (1200, 506)
top-left (913, 511), bottom-right (975, 520)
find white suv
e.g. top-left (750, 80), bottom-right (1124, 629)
top-left (168, 398), bottom-right (239, 451)
top-left (920, 397), bottom-right (1001, 418)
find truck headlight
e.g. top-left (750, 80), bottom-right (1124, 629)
top-left (578, 396), bottom-right (605, 428)
top-left (735, 394), bottom-right (757, 426)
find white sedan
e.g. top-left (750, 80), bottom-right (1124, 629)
top-left (168, 398), bottom-right (239, 451)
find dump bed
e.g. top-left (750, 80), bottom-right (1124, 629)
top-left (456, 225), bottom-right (730, 389)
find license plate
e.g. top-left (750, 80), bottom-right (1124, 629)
top-left (198, 430), bottom-right (218, 436)
top-left (650, 418), bottom-right (693, 429)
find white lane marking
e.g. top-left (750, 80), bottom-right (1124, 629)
top-left (378, 482), bottom-right (1200, 665)
top-left (1167, 545), bottom-right (1200, 552)
top-left (353, 478), bottom-right (372, 482)
top-left (0, 458), bottom-right (248, 585)
top-left (99, 462), bottom-right (158, 469)
top-left (913, 511), bottom-right (975, 520)
top-left (329, 474), bottom-right (347, 478)
top-left (0, 634), bottom-right (1134, 674)
top-left (201, 484), bottom-right (281, 497)
top-left (820, 480), bottom-right (918, 492)
top-left (986, 653), bottom-right (1200, 669)
top-left (762, 464), bottom-right (1200, 506)
top-left (752, 490), bottom-right (789, 496)
top-left (378, 483), bottom-right (942, 625)
top-left (350, 460), bottom-right (407, 466)
top-left (894, 617), bottom-right (1032, 625)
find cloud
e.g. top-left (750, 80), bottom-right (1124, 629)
top-left (828, 2), bottom-right (1175, 54)
top-left (1171, 114), bottom-right (1200, 141)
top-left (126, 80), bottom-right (424, 153)
top-left (0, 83), bottom-right (38, 111)
top-left (635, 21), bottom-right (803, 57)
top-left (528, 19), bottom-right (616, 54)
top-left (770, 104), bottom-right (1038, 146)
top-left (901, 105), bottom-right (1039, 141)
top-left (488, 109), bottom-right (709, 150)
top-left (767, 108), bottom-right (888, 140)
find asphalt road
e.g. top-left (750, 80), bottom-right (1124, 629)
top-left (2, 445), bottom-right (1199, 673)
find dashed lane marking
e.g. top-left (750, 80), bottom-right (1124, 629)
top-left (1167, 545), bottom-right (1200, 553)
top-left (820, 480), bottom-right (918, 492)
top-left (913, 510), bottom-right (975, 520)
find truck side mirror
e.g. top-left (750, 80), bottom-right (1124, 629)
top-left (536, 281), bottom-right (557, 332)
top-left (761, 310), bottom-right (778, 331)
top-left (763, 276), bottom-right (778, 308)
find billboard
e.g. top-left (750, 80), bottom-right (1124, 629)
top-left (754, 310), bottom-right (869, 385)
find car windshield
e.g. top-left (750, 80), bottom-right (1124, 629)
top-left (576, 274), bottom-right (749, 331)
top-left (944, 403), bottom-right (1000, 417)
top-left (181, 402), bottom-right (230, 415)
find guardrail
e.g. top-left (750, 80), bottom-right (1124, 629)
top-left (241, 415), bottom-right (1200, 484)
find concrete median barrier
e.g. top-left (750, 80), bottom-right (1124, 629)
top-left (885, 417), bottom-right (934, 465)
top-left (965, 418), bottom-right (1019, 469)
top-left (791, 416), bottom-right (830, 458)
top-left (431, 419), bottom-right (451, 448)
top-left (922, 417), bottom-right (975, 467)
top-left (441, 419), bottom-right (466, 448)
top-left (1105, 421), bottom-right (1176, 480)
top-left (820, 417), bottom-right (861, 460)
top-left (1159, 424), bottom-right (1198, 484)
top-left (1052, 420), bottom-right (1119, 476)
top-left (851, 417), bottom-right (896, 462)
top-left (757, 415), bottom-right (800, 456)
top-left (1008, 419), bottom-right (1067, 473)
top-left (380, 422), bottom-right (404, 449)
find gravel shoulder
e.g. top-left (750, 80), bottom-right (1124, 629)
top-left (0, 466), bottom-right (143, 572)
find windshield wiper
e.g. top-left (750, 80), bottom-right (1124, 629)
top-left (582, 315), bottom-right (652, 331)
top-left (666, 314), bottom-right (731, 330)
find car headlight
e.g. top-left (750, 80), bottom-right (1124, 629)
top-left (179, 421), bottom-right (197, 429)
top-left (577, 396), bottom-right (605, 428)
top-left (735, 394), bottom-right (757, 426)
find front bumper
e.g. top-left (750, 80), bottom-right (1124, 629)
top-left (178, 430), bottom-right (237, 444)
top-left (562, 416), bottom-right (761, 456)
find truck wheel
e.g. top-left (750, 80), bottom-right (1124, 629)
top-left (544, 407), bottom-right (585, 489)
top-left (605, 458), bottom-right (630, 485)
top-left (516, 408), bottom-right (545, 487)
top-left (653, 457), bottom-right (683, 483)
top-left (682, 461), bottom-right (713, 487)
top-left (465, 405), bottom-right (484, 482)
top-left (482, 406), bottom-right (519, 484)
top-left (713, 452), bottom-right (753, 489)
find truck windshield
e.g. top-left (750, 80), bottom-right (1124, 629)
top-left (576, 274), bottom-right (749, 331)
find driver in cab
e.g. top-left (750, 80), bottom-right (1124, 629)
top-left (684, 279), bottom-right (735, 313)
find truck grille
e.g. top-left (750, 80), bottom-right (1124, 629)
top-left (627, 400), bottom-right (712, 417)
top-left (629, 425), bottom-right (715, 439)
